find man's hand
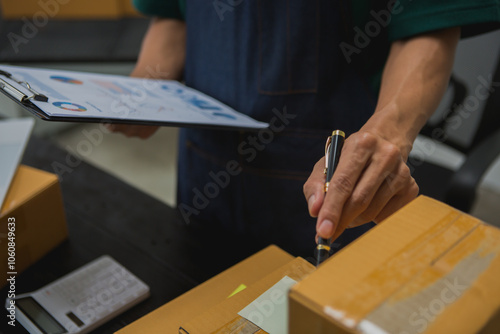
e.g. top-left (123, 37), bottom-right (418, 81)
top-left (106, 124), bottom-right (160, 139)
top-left (304, 131), bottom-right (418, 241)
top-left (108, 18), bottom-right (186, 139)
top-left (304, 27), bottom-right (461, 241)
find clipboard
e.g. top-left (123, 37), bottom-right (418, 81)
top-left (0, 65), bottom-right (269, 131)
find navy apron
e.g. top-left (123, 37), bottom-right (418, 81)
top-left (178, 0), bottom-right (376, 261)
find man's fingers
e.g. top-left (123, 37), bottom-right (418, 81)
top-left (303, 158), bottom-right (326, 217)
top-left (374, 178), bottom-right (419, 223)
top-left (307, 129), bottom-right (419, 242)
top-left (348, 170), bottom-right (419, 228)
top-left (316, 133), bottom-right (376, 238)
top-left (106, 123), bottom-right (133, 136)
top-left (106, 124), bottom-right (159, 139)
top-left (105, 123), bottom-right (117, 132)
top-left (314, 131), bottom-right (419, 241)
top-left (336, 140), bottom-right (403, 230)
top-left (347, 159), bottom-right (413, 227)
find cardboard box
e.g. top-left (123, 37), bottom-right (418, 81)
top-left (289, 195), bottom-right (500, 334)
top-left (0, 0), bottom-right (141, 20)
top-left (0, 165), bottom-right (67, 287)
top-left (179, 256), bottom-right (315, 334)
top-left (116, 245), bottom-right (296, 334)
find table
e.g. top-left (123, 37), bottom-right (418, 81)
top-left (0, 136), bottom-right (258, 334)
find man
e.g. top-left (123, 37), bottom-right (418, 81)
top-left (110, 0), bottom-right (499, 261)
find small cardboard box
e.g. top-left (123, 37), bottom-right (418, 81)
top-left (289, 195), bottom-right (500, 334)
top-left (116, 245), bottom-right (297, 334)
top-left (179, 256), bottom-right (315, 334)
top-left (0, 165), bottom-right (67, 287)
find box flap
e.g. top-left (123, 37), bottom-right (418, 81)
top-left (116, 245), bottom-right (294, 334)
top-left (289, 195), bottom-right (500, 333)
top-left (180, 257), bottom-right (315, 334)
top-left (1, 165), bottom-right (58, 214)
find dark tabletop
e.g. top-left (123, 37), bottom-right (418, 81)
top-left (0, 135), bottom-right (259, 334)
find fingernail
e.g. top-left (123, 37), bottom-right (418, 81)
top-left (308, 195), bottom-right (316, 212)
top-left (318, 220), bottom-right (335, 238)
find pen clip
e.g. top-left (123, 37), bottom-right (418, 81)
top-left (324, 135), bottom-right (332, 171)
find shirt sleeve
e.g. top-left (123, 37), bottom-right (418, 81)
top-left (132, 0), bottom-right (185, 20)
top-left (388, 0), bottom-right (500, 41)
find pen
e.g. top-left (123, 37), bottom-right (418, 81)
top-left (315, 130), bottom-right (345, 266)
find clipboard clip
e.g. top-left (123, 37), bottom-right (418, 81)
top-left (0, 69), bottom-right (48, 103)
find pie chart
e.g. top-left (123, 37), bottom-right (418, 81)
top-left (53, 101), bottom-right (87, 112)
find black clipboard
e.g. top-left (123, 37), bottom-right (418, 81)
top-left (0, 67), bottom-right (268, 131)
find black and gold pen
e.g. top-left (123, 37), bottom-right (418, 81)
top-left (315, 130), bottom-right (345, 266)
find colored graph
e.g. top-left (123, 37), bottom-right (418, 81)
top-left (212, 112), bottom-right (236, 119)
top-left (50, 76), bottom-right (83, 85)
top-left (53, 102), bottom-right (87, 112)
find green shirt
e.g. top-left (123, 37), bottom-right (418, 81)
top-left (388, 0), bottom-right (500, 40)
top-left (133, 0), bottom-right (500, 41)
top-left (133, 0), bottom-right (185, 20)
top-left (132, 0), bottom-right (500, 93)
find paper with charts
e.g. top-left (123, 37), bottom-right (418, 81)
top-left (0, 65), bottom-right (268, 130)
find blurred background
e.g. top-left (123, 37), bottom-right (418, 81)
top-left (0, 0), bottom-right (498, 224)
top-left (0, 0), bottom-right (179, 207)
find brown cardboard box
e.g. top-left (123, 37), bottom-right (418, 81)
top-left (116, 245), bottom-right (297, 334)
top-left (289, 195), bottom-right (500, 334)
top-left (0, 0), bottom-right (141, 20)
top-left (0, 165), bottom-right (67, 287)
top-left (180, 256), bottom-right (315, 334)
